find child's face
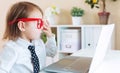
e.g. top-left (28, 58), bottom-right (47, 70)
top-left (23, 9), bottom-right (43, 41)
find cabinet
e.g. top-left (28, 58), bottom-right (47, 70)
top-left (46, 24), bottom-right (114, 66)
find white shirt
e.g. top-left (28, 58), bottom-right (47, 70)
top-left (0, 36), bottom-right (57, 73)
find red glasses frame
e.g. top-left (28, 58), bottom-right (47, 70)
top-left (9, 18), bottom-right (43, 29)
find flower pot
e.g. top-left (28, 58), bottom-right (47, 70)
top-left (47, 15), bottom-right (58, 25)
top-left (98, 11), bottom-right (110, 24)
top-left (72, 17), bottom-right (82, 25)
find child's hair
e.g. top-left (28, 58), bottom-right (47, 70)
top-left (3, 1), bottom-right (43, 41)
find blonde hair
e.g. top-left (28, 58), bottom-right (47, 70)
top-left (3, 1), bottom-right (43, 41)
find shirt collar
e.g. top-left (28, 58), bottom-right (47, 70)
top-left (16, 38), bottom-right (34, 49)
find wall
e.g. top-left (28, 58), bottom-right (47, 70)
top-left (0, 0), bottom-right (120, 50)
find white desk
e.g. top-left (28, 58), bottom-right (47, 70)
top-left (72, 49), bottom-right (120, 73)
top-left (71, 48), bottom-right (95, 57)
top-left (94, 50), bottom-right (120, 73)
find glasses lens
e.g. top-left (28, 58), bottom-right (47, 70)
top-left (37, 19), bottom-right (43, 29)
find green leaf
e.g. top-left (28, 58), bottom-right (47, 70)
top-left (41, 33), bottom-right (47, 43)
top-left (71, 7), bottom-right (84, 16)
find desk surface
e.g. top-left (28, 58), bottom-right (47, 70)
top-left (71, 48), bottom-right (95, 57)
top-left (94, 50), bottom-right (120, 73)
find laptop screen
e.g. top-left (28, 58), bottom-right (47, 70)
top-left (89, 24), bottom-right (114, 73)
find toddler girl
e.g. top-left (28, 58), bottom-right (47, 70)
top-left (0, 1), bottom-right (57, 73)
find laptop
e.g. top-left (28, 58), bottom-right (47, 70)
top-left (43, 24), bottom-right (115, 73)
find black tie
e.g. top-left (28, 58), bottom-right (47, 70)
top-left (28, 45), bottom-right (40, 73)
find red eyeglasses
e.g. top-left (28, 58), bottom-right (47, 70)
top-left (9, 18), bottom-right (43, 29)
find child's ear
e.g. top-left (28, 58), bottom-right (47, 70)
top-left (17, 21), bottom-right (26, 31)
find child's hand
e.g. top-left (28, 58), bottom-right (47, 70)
top-left (42, 20), bottom-right (53, 37)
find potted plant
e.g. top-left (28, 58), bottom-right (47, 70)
top-left (98, 0), bottom-right (110, 24)
top-left (71, 7), bottom-right (84, 25)
top-left (85, 0), bottom-right (117, 24)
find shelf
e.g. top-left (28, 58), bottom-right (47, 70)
top-left (50, 24), bottom-right (114, 59)
top-left (50, 24), bottom-right (104, 28)
top-left (59, 50), bottom-right (76, 54)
